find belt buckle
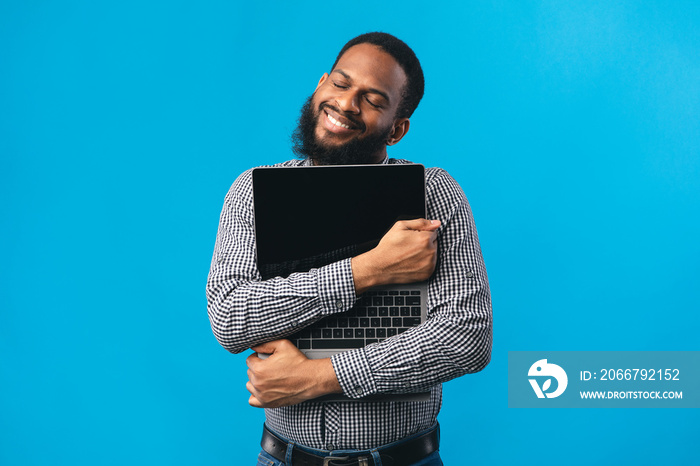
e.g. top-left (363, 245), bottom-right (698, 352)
top-left (322, 455), bottom-right (369, 466)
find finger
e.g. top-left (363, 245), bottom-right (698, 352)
top-left (246, 352), bottom-right (263, 369)
top-left (246, 380), bottom-right (264, 404)
top-left (429, 229), bottom-right (440, 243)
top-left (249, 394), bottom-right (264, 408)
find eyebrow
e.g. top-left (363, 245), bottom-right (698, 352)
top-left (333, 69), bottom-right (391, 104)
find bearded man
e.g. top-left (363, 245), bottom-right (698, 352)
top-left (206, 32), bottom-right (492, 466)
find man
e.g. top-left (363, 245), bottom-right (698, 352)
top-left (206, 32), bottom-right (492, 466)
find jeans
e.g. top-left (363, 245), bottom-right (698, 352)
top-left (255, 423), bottom-right (443, 466)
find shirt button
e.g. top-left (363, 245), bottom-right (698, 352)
top-left (355, 386), bottom-right (364, 395)
top-left (335, 300), bottom-right (344, 309)
top-left (326, 443), bottom-right (335, 451)
top-left (291, 321), bottom-right (298, 327)
top-left (466, 271), bottom-right (474, 278)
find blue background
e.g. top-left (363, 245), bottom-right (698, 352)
top-left (2, 1), bottom-right (698, 464)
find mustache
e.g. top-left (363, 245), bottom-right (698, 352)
top-left (318, 103), bottom-right (366, 132)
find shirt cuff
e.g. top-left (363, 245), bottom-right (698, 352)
top-left (316, 258), bottom-right (357, 315)
top-left (331, 348), bottom-right (378, 398)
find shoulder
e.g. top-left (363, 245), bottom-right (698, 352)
top-left (425, 167), bottom-right (465, 201)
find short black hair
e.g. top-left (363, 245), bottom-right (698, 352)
top-left (331, 32), bottom-right (424, 119)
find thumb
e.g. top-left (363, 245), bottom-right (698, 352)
top-left (251, 339), bottom-right (283, 354)
top-left (396, 218), bottom-right (441, 231)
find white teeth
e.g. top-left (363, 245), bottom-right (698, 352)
top-left (327, 113), bottom-right (351, 129)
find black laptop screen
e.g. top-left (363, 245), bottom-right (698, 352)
top-left (253, 164), bottom-right (426, 280)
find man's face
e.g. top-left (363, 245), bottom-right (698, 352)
top-left (292, 43), bottom-right (409, 165)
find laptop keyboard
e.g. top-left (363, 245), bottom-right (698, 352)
top-left (292, 290), bottom-right (423, 350)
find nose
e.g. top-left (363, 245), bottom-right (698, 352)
top-left (335, 91), bottom-right (360, 115)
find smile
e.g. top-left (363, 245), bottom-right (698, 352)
top-left (320, 106), bottom-right (362, 136)
top-left (327, 112), bottom-right (352, 129)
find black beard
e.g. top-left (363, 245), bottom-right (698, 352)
top-left (291, 95), bottom-right (392, 165)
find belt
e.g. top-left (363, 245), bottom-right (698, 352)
top-left (261, 424), bottom-right (439, 466)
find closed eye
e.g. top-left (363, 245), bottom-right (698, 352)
top-left (364, 96), bottom-right (382, 109)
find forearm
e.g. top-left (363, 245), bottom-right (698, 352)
top-left (332, 284), bottom-right (493, 397)
top-left (350, 219), bottom-right (440, 294)
top-left (207, 258), bottom-right (356, 353)
top-left (247, 340), bottom-right (342, 408)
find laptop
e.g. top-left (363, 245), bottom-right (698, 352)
top-left (252, 164), bottom-right (430, 401)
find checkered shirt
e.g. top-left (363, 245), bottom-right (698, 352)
top-left (206, 157), bottom-right (492, 450)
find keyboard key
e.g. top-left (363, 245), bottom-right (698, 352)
top-left (395, 296), bottom-right (404, 305)
top-left (403, 317), bottom-right (421, 327)
top-left (313, 339), bottom-right (364, 349)
top-left (366, 329), bottom-right (375, 338)
top-left (372, 297), bottom-right (383, 306)
top-left (360, 318), bottom-right (370, 327)
top-left (355, 329), bottom-right (364, 338)
top-left (333, 329), bottom-right (343, 338)
top-left (368, 307), bottom-right (378, 316)
top-left (406, 296), bottom-right (421, 305)
top-left (410, 290), bottom-right (420, 295)
top-left (338, 318), bottom-right (348, 328)
top-left (383, 297), bottom-right (393, 306)
top-left (327, 318), bottom-right (338, 328)
top-left (371, 318), bottom-right (380, 327)
top-left (379, 307), bottom-right (389, 316)
top-left (312, 329), bottom-right (322, 338)
top-left (349, 318), bottom-right (359, 327)
top-left (401, 307), bottom-right (410, 316)
top-left (381, 318), bottom-right (392, 327)
top-left (387, 328), bottom-right (397, 337)
top-left (390, 307), bottom-right (399, 316)
top-left (366, 339), bottom-right (378, 344)
top-left (398, 328), bottom-right (409, 334)
top-left (377, 290), bottom-right (388, 295)
top-left (393, 318), bottom-right (402, 327)
top-left (411, 307), bottom-right (421, 316)
top-left (356, 308), bottom-right (367, 317)
top-left (389, 291), bottom-right (398, 295)
top-left (400, 291), bottom-right (409, 295)
top-left (322, 329), bottom-right (332, 338)
top-left (344, 329), bottom-right (353, 338)
top-left (377, 328), bottom-right (386, 338)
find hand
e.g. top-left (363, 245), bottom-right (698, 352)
top-left (351, 218), bottom-right (440, 294)
top-left (246, 339), bottom-right (342, 408)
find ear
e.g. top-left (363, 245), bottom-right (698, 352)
top-left (386, 118), bottom-right (410, 146)
top-left (316, 73), bottom-right (329, 90)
